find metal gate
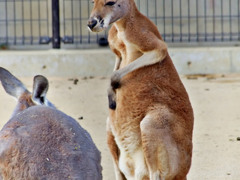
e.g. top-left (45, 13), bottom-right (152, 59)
top-left (0, 0), bottom-right (239, 49)
top-left (0, 0), bottom-right (50, 46)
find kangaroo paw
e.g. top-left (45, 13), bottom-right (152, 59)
top-left (108, 87), bottom-right (116, 110)
top-left (111, 71), bottom-right (121, 90)
top-left (108, 94), bottom-right (116, 110)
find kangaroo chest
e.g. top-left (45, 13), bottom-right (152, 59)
top-left (116, 31), bottom-right (142, 68)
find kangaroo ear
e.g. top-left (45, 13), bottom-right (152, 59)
top-left (0, 67), bottom-right (29, 99)
top-left (32, 75), bottom-right (49, 105)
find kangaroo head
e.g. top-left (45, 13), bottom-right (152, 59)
top-left (0, 67), bottom-right (54, 116)
top-left (88, 0), bottom-right (131, 32)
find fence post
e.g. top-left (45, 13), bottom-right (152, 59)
top-left (52, 0), bottom-right (60, 49)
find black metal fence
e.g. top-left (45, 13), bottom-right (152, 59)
top-left (0, 0), bottom-right (50, 46)
top-left (60, 0), bottom-right (107, 45)
top-left (0, 0), bottom-right (239, 48)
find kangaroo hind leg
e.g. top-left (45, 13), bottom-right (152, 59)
top-left (140, 109), bottom-right (182, 180)
top-left (106, 118), bottom-right (126, 180)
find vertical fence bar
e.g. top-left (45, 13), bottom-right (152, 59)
top-left (196, 0), bottom-right (199, 41)
top-left (238, 0), bottom-right (240, 40)
top-left (154, 0), bottom-right (157, 25)
top-left (21, 0), bottom-right (25, 44)
top-left (188, 0), bottom-right (190, 41)
top-left (30, 0), bottom-right (33, 44)
top-left (171, 0), bottom-right (174, 42)
top-left (71, 0), bottom-right (74, 42)
top-left (13, 0), bottom-right (16, 44)
top-left (221, 0), bottom-right (224, 41)
top-left (229, 0), bottom-right (232, 41)
top-left (180, 0), bottom-right (182, 41)
top-left (212, 0), bottom-right (215, 41)
top-left (204, 0), bottom-right (207, 41)
top-left (63, 0), bottom-right (66, 40)
top-left (146, 0), bottom-right (148, 17)
top-left (221, 0), bottom-right (223, 41)
top-left (47, 0), bottom-right (49, 38)
top-left (79, 0), bottom-right (82, 43)
top-left (5, 0), bottom-right (8, 44)
top-left (87, 0), bottom-right (90, 43)
top-left (38, 0), bottom-right (41, 44)
top-left (52, 0), bottom-right (60, 48)
top-left (96, 30), bottom-right (99, 44)
top-left (163, 0), bottom-right (165, 40)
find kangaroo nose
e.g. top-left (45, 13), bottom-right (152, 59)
top-left (88, 19), bottom-right (98, 30)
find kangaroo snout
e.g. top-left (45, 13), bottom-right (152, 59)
top-left (88, 19), bottom-right (98, 30)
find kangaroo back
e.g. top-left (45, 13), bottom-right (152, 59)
top-left (0, 106), bottom-right (102, 180)
top-left (0, 67), bottom-right (102, 180)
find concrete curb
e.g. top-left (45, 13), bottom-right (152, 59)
top-left (169, 47), bottom-right (240, 74)
top-left (0, 47), bottom-right (239, 77)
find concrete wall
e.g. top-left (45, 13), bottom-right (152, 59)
top-left (0, 47), bottom-right (240, 77)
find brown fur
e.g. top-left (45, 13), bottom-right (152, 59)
top-left (88, 1), bottom-right (194, 179)
top-left (110, 57), bottom-right (193, 179)
top-left (108, 6), bottom-right (167, 67)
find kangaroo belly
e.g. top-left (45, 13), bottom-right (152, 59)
top-left (118, 148), bottom-right (148, 179)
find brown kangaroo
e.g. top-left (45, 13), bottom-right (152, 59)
top-left (88, 0), bottom-right (194, 179)
top-left (0, 67), bottom-right (102, 180)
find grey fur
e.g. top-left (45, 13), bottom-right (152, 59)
top-left (0, 67), bottom-right (102, 180)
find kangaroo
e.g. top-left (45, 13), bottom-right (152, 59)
top-left (0, 67), bottom-right (102, 180)
top-left (88, 0), bottom-right (168, 109)
top-left (88, 0), bottom-right (194, 180)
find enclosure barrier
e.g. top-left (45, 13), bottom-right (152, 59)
top-left (0, 0), bottom-right (239, 48)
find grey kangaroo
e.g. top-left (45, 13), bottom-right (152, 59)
top-left (0, 67), bottom-right (102, 180)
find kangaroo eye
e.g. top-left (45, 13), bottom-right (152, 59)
top-left (105, 1), bottom-right (116, 6)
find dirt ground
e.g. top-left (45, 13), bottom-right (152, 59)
top-left (0, 74), bottom-right (240, 180)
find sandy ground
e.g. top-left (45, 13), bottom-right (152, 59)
top-left (0, 74), bottom-right (240, 180)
